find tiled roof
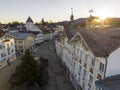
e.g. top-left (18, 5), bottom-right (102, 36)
top-left (37, 25), bottom-right (54, 34)
top-left (95, 74), bottom-right (120, 90)
top-left (8, 32), bottom-right (32, 40)
top-left (64, 27), bottom-right (120, 57)
top-left (19, 31), bottom-right (41, 35)
top-left (9, 27), bottom-right (20, 30)
top-left (26, 17), bottom-right (33, 22)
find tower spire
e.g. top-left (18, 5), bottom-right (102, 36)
top-left (70, 8), bottom-right (74, 22)
top-left (71, 8), bottom-right (73, 15)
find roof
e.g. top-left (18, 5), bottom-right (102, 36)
top-left (64, 27), bottom-right (120, 57)
top-left (26, 17), bottom-right (33, 22)
top-left (19, 31), bottom-right (41, 35)
top-left (8, 32), bottom-right (34, 40)
top-left (0, 33), bottom-right (5, 38)
top-left (95, 74), bottom-right (120, 90)
top-left (9, 27), bottom-right (20, 31)
top-left (37, 25), bottom-right (54, 34)
top-left (3, 39), bottom-right (10, 42)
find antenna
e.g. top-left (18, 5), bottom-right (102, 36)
top-left (89, 9), bottom-right (94, 14)
top-left (89, 9), bottom-right (94, 29)
top-left (71, 8), bottom-right (73, 15)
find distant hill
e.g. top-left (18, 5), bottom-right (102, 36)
top-left (58, 18), bottom-right (87, 24)
top-left (74, 18), bottom-right (86, 24)
top-left (58, 17), bottom-right (120, 27)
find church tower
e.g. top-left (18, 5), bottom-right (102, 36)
top-left (70, 8), bottom-right (74, 28)
top-left (25, 17), bottom-right (34, 31)
top-left (70, 8), bottom-right (74, 23)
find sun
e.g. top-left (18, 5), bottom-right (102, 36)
top-left (97, 10), bottom-right (111, 20)
top-left (99, 13), bottom-right (109, 20)
top-left (98, 12), bottom-right (108, 20)
top-left (99, 14), bottom-right (107, 20)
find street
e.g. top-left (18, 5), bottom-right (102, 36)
top-left (35, 39), bottom-right (74, 90)
top-left (0, 39), bottom-right (74, 90)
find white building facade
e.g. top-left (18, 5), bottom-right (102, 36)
top-left (0, 34), bottom-right (16, 69)
top-left (55, 28), bottom-right (120, 90)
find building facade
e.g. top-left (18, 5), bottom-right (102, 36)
top-left (0, 33), bottom-right (16, 69)
top-left (55, 27), bottom-right (120, 90)
top-left (7, 32), bottom-right (35, 54)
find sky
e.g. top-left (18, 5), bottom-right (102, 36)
top-left (0, 0), bottom-right (120, 23)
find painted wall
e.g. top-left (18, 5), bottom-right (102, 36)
top-left (106, 47), bottom-right (120, 77)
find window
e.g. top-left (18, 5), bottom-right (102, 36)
top-left (7, 44), bottom-right (9, 47)
top-left (78, 65), bottom-right (82, 75)
top-left (82, 51), bottom-right (85, 60)
top-left (19, 41), bottom-right (22, 43)
top-left (89, 75), bottom-right (93, 84)
top-left (79, 65), bottom-right (82, 72)
top-left (91, 58), bottom-right (95, 66)
top-left (88, 83), bottom-right (91, 90)
top-left (80, 51), bottom-right (82, 58)
top-left (78, 76), bottom-right (81, 83)
top-left (85, 54), bottom-right (88, 61)
top-left (0, 45), bottom-right (2, 49)
top-left (8, 50), bottom-right (10, 55)
top-left (1, 53), bottom-right (4, 58)
top-left (88, 88), bottom-right (90, 90)
top-left (82, 82), bottom-right (85, 90)
top-left (83, 69), bottom-right (86, 77)
top-left (11, 49), bottom-right (14, 53)
top-left (11, 42), bottom-right (13, 46)
top-left (99, 62), bottom-right (104, 72)
top-left (19, 45), bottom-right (23, 49)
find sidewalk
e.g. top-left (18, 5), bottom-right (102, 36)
top-left (0, 54), bottom-right (21, 90)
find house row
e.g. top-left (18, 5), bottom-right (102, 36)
top-left (55, 27), bottom-right (120, 90)
top-left (8, 17), bottom-right (64, 43)
top-left (0, 17), bottom-right (64, 69)
top-left (0, 32), bottom-right (35, 69)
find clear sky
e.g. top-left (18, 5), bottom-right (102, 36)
top-left (0, 0), bottom-right (120, 23)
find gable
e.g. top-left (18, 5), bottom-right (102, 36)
top-left (70, 32), bottom-right (92, 53)
top-left (106, 47), bottom-right (120, 77)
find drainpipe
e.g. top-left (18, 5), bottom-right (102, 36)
top-left (104, 56), bottom-right (109, 78)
